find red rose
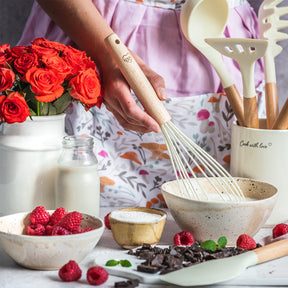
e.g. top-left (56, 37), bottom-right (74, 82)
top-left (25, 67), bottom-right (64, 102)
top-left (62, 46), bottom-right (88, 77)
top-left (0, 44), bottom-right (12, 67)
top-left (0, 67), bottom-right (15, 91)
top-left (0, 54), bottom-right (7, 68)
top-left (31, 37), bottom-right (66, 52)
top-left (0, 44), bottom-right (10, 53)
top-left (41, 55), bottom-right (71, 80)
top-left (69, 68), bottom-right (102, 108)
top-left (14, 52), bottom-right (39, 75)
top-left (0, 92), bottom-right (31, 124)
top-left (31, 45), bottom-right (58, 59)
top-left (10, 46), bottom-right (30, 58)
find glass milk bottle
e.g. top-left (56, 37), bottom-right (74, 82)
top-left (55, 135), bottom-right (100, 217)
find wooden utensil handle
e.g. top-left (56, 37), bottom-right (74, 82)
top-left (273, 97), bottom-right (288, 129)
top-left (244, 96), bottom-right (259, 128)
top-left (255, 238), bottom-right (288, 264)
top-left (104, 33), bottom-right (171, 126)
top-left (224, 85), bottom-right (245, 126)
top-left (265, 83), bottom-right (279, 129)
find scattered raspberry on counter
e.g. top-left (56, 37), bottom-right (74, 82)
top-left (173, 231), bottom-right (195, 246)
top-left (272, 223), bottom-right (288, 239)
top-left (86, 266), bottom-right (109, 285)
top-left (59, 260), bottom-right (82, 282)
top-left (236, 234), bottom-right (257, 250)
top-left (104, 212), bottom-right (111, 230)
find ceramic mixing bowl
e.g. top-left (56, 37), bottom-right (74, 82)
top-left (161, 177), bottom-right (278, 245)
top-left (109, 207), bottom-right (167, 249)
top-left (0, 211), bottom-right (104, 270)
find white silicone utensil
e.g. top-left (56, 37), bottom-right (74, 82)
top-left (180, 0), bottom-right (245, 126)
top-left (161, 238), bottom-right (288, 286)
top-left (205, 38), bottom-right (268, 128)
top-left (258, 0), bottom-right (288, 129)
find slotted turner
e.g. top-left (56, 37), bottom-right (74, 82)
top-left (205, 38), bottom-right (268, 128)
top-left (258, 0), bottom-right (288, 129)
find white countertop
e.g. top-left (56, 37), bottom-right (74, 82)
top-left (0, 207), bottom-right (288, 288)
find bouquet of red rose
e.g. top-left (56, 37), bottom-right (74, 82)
top-left (0, 37), bottom-right (103, 124)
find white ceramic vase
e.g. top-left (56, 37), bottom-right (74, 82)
top-left (0, 114), bottom-right (66, 216)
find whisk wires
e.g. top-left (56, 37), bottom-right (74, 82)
top-left (161, 121), bottom-right (245, 202)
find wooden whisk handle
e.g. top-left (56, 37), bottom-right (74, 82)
top-left (104, 33), bottom-right (171, 126)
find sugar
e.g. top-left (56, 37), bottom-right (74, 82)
top-left (110, 210), bottom-right (164, 223)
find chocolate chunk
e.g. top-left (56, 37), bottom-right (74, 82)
top-left (137, 264), bottom-right (160, 274)
top-left (128, 241), bottom-right (251, 277)
top-left (151, 254), bottom-right (164, 266)
top-left (114, 279), bottom-right (140, 288)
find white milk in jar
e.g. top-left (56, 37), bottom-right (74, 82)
top-left (55, 136), bottom-right (100, 217)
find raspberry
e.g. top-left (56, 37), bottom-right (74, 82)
top-left (52, 226), bottom-right (72, 236)
top-left (74, 227), bottom-right (95, 234)
top-left (58, 211), bottom-right (82, 232)
top-left (50, 207), bottom-right (67, 226)
top-left (26, 224), bottom-right (46, 236)
top-left (45, 224), bottom-right (54, 235)
top-left (236, 234), bottom-right (257, 250)
top-left (272, 223), bottom-right (288, 238)
top-left (86, 266), bottom-right (109, 285)
top-left (29, 206), bottom-right (50, 225)
top-left (104, 212), bottom-right (111, 230)
top-left (174, 231), bottom-right (195, 246)
top-left (59, 260), bottom-right (82, 282)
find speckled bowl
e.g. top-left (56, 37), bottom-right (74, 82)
top-left (161, 177), bottom-right (278, 245)
top-left (0, 211), bottom-right (104, 270)
top-left (109, 207), bottom-right (167, 249)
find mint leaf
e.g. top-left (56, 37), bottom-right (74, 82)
top-left (217, 236), bottom-right (227, 248)
top-left (105, 259), bottom-right (120, 266)
top-left (119, 259), bottom-right (132, 267)
top-left (200, 240), bottom-right (217, 252)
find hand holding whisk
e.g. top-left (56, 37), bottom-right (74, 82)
top-left (104, 33), bottom-right (245, 202)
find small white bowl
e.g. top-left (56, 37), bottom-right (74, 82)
top-left (0, 211), bottom-right (104, 270)
top-left (161, 177), bottom-right (278, 245)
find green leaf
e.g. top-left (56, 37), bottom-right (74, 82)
top-left (200, 240), bottom-right (217, 252)
top-left (217, 236), bottom-right (227, 248)
top-left (52, 91), bottom-right (73, 114)
top-left (105, 259), bottom-right (120, 267)
top-left (119, 259), bottom-right (132, 267)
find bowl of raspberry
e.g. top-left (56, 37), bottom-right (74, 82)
top-left (161, 177), bottom-right (278, 245)
top-left (0, 206), bottom-right (104, 270)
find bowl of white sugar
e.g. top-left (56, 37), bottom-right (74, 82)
top-left (109, 207), bottom-right (167, 249)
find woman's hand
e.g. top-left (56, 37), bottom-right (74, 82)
top-left (100, 52), bottom-right (167, 133)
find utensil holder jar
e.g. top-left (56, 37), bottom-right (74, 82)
top-left (230, 120), bottom-right (288, 226)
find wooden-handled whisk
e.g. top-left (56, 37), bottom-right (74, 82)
top-left (104, 33), bottom-right (244, 202)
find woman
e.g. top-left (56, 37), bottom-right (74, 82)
top-left (18, 0), bottom-right (264, 207)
